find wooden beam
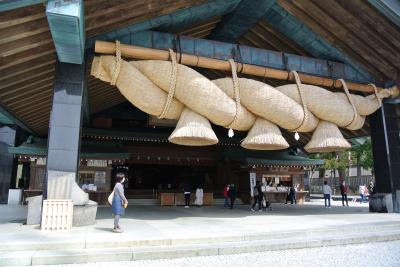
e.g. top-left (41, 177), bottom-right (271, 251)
top-left (0, 0), bottom-right (42, 12)
top-left (209, 0), bottom-right (276, 43)
top-left (368, 0), bottom-right (400, 27)
top-left (283, 0), bottom-right (396, 79)
top-left (277, 0), bottom-right (387, 81)
top-left (337, 0), bottom-right (400, 48)
top-left (313, 0), bottom-right (400, 71)
top-left (2, 82), bottom-right (53, 103)
top-left (46, 0), bottom-right (85, 64)
top-left (0, 103), bottom-right (36, 134)
top-left (95, 39), bottom-right (395, 94)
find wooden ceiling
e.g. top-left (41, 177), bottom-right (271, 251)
top-left (0, 0), bottom-right (395, 146)
top-left (0, 0), bottom-right (207, 135)
top-left (276, 0), bottom-right (400, 82)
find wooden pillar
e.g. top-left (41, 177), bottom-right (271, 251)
top-left (45, 60), bottom-right (87, 204)
top-left (0, 126), bottom-right (17, 203)
top-left (370, 103), bottom-right (400, 212)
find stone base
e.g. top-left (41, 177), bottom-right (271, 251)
top-left (72, 200), bottom-right (98, 226)
top-left (8, 189), bottom-right (23, 205)
top-left (394, 190), bottom-right (400, 213)
top-left (369, 193), bottom-right (393, 213)
top-left (26, 195), bottom-right (43, 225)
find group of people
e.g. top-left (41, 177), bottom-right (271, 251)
top-left (322, 180), bottom-right (375, 208)
top-left (183, 184), bottom-right (204, 208)
top-left (250, 181), bottom-right (273, 212)
top-left (223, 184), bottom-right (237, 209)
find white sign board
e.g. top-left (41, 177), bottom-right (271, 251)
top-left (249, 172), bottom-right (256, 197)
top-left (87, 160), bottom-right (107, 167)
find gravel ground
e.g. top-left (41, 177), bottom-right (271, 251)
top-left (37, 240), bottom-right (400, 267)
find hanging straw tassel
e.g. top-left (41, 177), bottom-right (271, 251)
top-left (241, 118), bottom-right (289, 150)
top-left (168, 108), bottom-right (218, 146)
top-left (305, 121), bottom-right (351, 153)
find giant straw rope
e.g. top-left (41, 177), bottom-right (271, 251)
top-left (91, 41), bottom-right (386, 152)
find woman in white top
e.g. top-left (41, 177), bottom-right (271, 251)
top-left (111, 173), bottom-right (128, 233)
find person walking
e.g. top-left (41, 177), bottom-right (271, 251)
top-left (223, 184), bottom-right (230, 208)
top-left (359, 184), bottom-right (366, 203)
top-left (195, 186), bottom-right (204, 207)
top-left (183, 183), bottom-right (192, 208)
top-left (340, 180), bottom-right (349, 206)
top-left (251, 181), bottom-right (262, 212)
top-left (322, 181), bottom-right (332, 208)
top-left (228, 184), bottom-right (237, 209)
top-left (111, 173), bottom-right (128, 233)
top-left (285, 185), bottom-right (296, 205)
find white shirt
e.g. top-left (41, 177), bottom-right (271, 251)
top-left (323, 185), bottom-right (332, 195)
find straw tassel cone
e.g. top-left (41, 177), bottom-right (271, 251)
top-left (169, 108), bottom-right (218, 146)
top-left (305, 121), bottom-right (351, 153)
top-left (241, 118), bottom-right (289, 150)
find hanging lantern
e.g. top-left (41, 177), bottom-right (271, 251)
top-left (294, 132), bottom-right (300, 141)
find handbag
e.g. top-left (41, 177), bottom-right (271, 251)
top-left (108, 190), bottom-right (115, 206)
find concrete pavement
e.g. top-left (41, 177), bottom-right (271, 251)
top-left (0, 200), bottom-right (399, 265)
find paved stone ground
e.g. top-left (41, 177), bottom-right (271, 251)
top-left (32, 240), bottom-right (400, 267)
top-left (1, 200), bottom-right (399, 249)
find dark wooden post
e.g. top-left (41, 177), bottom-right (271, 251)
top-left (44, 60), bottom-right (86, 202)
top-left (0, 126), bottom-right (18, 203)
top-left (370, 103), bottom-right (400, 213)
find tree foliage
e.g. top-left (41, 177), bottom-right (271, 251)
top-left (352, 138), bottom-right (374, 171)
top-left (309, 137), bottom-right (374, 176)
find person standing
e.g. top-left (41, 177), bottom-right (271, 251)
top-left (183, 183), bottom-right (192, 208)
top-left (111, 173), bottom-right (128, 233)
top-left (228, 184), bottom-right (237, 209)
top-left (340, 180), bottom-right (349, 206)
top-left (251, 181), bottom-right (262, 212)
top-left (368, 181), bottom-right (375, 195)
top-left (223, 184), bottom-right (230, 208)
top-left (322, 181), bottom-right (332, 208)
top-left (195, 186), bottom-right (204, 207)
top-left (289, 186), bottom-right (296, 204)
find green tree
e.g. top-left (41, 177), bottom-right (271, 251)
top-left (309, 137), bottom-right (374, 180)
top-left (352, 138), bottom-right (374, 171)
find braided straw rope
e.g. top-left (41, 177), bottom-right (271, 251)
top-left (227, 59), bottom-right (240, 129)
top-left (110, 40), bottom-right (122, 86)
top-left (290, 70), bottom-right (309, 132)
top-left (91, 51), bottom-right (385, 152)
top-left (338, 79), bottom-right (359, 128)
top-left (158, 49), bottom-right (178, 119)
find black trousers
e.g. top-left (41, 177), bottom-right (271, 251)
top-left (184, 193), bottom-right (190, 206)
top-left (230, 197), bottom-right (235, 209)
top-left (342, 194), bottom-right (348, 206)
top-left (252, 195), bottom-right (261, 210)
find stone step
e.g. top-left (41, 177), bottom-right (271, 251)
top-left (0, 221), bottom-right (399, 253)
top-left (213, 198), bottom-right (244, 205)
top-left (126, 199), bottom-right (160, 205)
top-left (2, 228), bottom-right (400, 266)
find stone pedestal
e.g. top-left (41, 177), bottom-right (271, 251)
top-left (8, 189), bottom-right (22, 205)
top-left (26, 195), bottom-right (43, 225)
top-left (369, 193), bottom-right (393, 213)
top-left (72, 200), bottom-right (98, 226)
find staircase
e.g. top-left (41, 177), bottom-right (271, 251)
top-left (1, 222), bottom-right (400, 266)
